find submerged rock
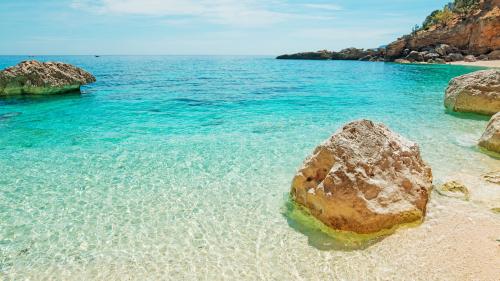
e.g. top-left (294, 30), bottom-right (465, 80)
top-left (0, 60), bottom-right (95, 96)
top-left (444, 69), bottom-right (500, 115)
top-left (483, 170), bottom-right (500, 184)
top-left (291, 119), bottom-right (432, 234)
top-left (479, 112), bottom-right (500, 153)
top-left (436, 181), bottom-right (470, 201)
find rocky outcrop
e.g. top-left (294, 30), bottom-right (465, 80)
top-left (277, 48), bottom-right (384, 61)
top-left (444, 69), bottom-right (500, 115)
top-left (0, 60), bottom-right (96, 96)
top-left (479, 112), bottom-right (500, 153)
top-left (386, 0), bottom-right (500, 60)
top-left (291, 119), bottom-right (432, 234)
top-left (276, 50), bottom-right (333, 60)
top-left (278, 1), bottom-right (498, 62)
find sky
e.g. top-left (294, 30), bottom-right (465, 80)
top-left (0, 0), bottom-right (451, 55)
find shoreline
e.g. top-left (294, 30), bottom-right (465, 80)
top-left (448, 60), bottom-right (500, 68)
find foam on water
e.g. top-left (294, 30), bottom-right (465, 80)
top-left (0, 56), bottom-right (499, 280)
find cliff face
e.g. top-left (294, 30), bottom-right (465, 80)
top-left (386, 0), bottom-right (500, 59)
top-left (277, 0), bottom-right (499, 62)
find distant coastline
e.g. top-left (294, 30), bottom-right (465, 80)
top-left (277, 0), bottom-right (499, 65)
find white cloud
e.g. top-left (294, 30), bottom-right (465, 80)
top-left (302, 3), bottom-right (342, 11)
top-left (71, 0), bottom-right (340, 26)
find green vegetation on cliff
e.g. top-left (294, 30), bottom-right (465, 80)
top-left (420, 0), bottom-right (479, 30)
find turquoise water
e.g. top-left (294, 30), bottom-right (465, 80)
top-left (0, 56), bottom-right (497, 279)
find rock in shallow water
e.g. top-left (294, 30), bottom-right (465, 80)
top-left (444, 69), bottom-right (500, 116)
top-left (291, 119), bottom-right (432, 234)
top-left (479, 112), bottom-right (500, 153)
top-left (0, 60), bottom-right (96, 96)
top-left (435, 181), bottom-right (470, 201)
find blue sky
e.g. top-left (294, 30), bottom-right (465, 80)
top-left (0, 0), bottom-right (450, 55)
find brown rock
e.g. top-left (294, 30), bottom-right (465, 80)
top-left (0, 60), bottom-right (95, 96)
top-left (478, 54), bottom-right (489, 60)
top-left (394, 59), bottom-right (411, 64)
top-left (444, 69), bottom-right (500, 115)
top-left (424, 52), bottom-right (441, 61)
top-left (385, 0), bottom-right (500, 58)
top-left (479, 112), bottom-right (500, 153)
top-left (385, 38), bottom-right (407, 59)
top-left (291, 120), bottom-right (432, 234)
top-left (488, 50), bottom-right (500, 60)
top-left (435, 44), bottom-right (452, 56)
top-left (406, 51), bottom-right (425, 62)
top-left (464, 55), bottom-right (477, 62)
top-left (445, 53), bottom-right (464, 62)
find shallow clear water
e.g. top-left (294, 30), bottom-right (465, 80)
top-left (0, 56), bottom-right (497, 280)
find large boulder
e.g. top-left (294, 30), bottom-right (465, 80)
top-left (444, 69), bottom-right (500, 115)
top-left (291, 120), bottom-right (432, 234)
top-left (424, 52), bottom-right (441, 62)
top-left (406, 51), bottom-right (425, 62)
top-left (464, 55), bottom-right (477, 62)
top-left (445, 53), bottom-right (464, 62)
top-left (0, 60), bottom-right (95, 96)
top-left (435, 44), bottom-right (452, 57)
top-left (488, 50), bottom-right (500, 60)
top-left (479, 112), bottom-right (500, 153)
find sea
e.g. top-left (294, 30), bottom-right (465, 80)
top-left (0, 56), bottom-right (498, 280)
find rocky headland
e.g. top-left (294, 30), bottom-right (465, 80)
top-left (0, 60), bottom-right (95, 96)
top-left (277, 48), bottom-right (385, 62)
top-left (277, 0), bottom-right (499, 64)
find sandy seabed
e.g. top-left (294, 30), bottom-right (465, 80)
top-left (5, 194), bottom-right (500, 281)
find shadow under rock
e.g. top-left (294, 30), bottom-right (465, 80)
top-left (444, 110), bottom-right (491, 121)
top-left (0, 90), bottom-right (85, 106)
top-left (476, 146), bottom-right (500, 160)
top-left (281, 196), bottom-right (387, 251)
